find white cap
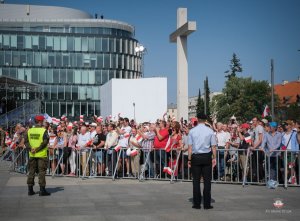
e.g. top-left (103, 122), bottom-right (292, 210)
top-left (90, 122), bottom-right (97, 127)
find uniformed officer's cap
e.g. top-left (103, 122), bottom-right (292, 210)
top-left (35, 115), bottom-right (45, 122)
top-left (197, 113), bottom-right (208, 120)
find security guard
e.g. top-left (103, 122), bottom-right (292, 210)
top-left (188, 114), bottom-right (217, 209)
top-left (25, 115), bottom-right (50, 196)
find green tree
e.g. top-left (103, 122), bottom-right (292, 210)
top-left (212, 76), bottom-right (272, 123)
top-left (196, 88), bottom-right (205, 116)
top-left (225, 53), bottom-right (243, 79)
top-left (204, 76), bottom-right (211, 116)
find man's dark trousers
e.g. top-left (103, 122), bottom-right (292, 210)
top-left (191, 152), bottom-right (212, 208)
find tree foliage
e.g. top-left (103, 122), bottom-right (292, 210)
top-left (204, 76), bottom-right (211, 116)
top-left (225, 53), bottom-right (243, 79)
top-left (196, 88), bottom-right (205, 116)
top-left (211, 76), bottom-right (272, 123)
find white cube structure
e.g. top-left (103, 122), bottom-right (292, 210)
top-left (100, 78), bottom-right (167, 123)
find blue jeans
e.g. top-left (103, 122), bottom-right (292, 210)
top-left (155, 149), bottom-right (166, 177)
top-left (218, 150), bottom-right (225, 178)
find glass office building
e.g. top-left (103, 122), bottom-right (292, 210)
top-left (0, 3), bottom-right (142, 118)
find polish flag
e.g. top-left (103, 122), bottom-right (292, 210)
top-left (124, 133), bottom-right (130, 139)
top-left (10, 142), bottom-right (17, 150)
top-left (86, 140), bottom-right (92, 147)
top-left (244, 135), bottom-right (252, 144)
top-left (61, 115), bottom-right (66, 121)
top-left (130, 149), bottom-right (138, 156)
top-left (164, 137), bottom-right (171, 152)
top-left (135, 134), bottom-right (143, 143)
top-left (114, 145), bottom-right (122, 152)
top-left (163, 167), bottom-right (173, 176)
top-left (97, 116), bottom-right (103, 123)
top-left (52, 118), bottom-right (60, 125)
top-left (5, 136), bottom-right (12, 146)
top-left (262, 105), bottom-right (270, 118)
top-left (80, 115), bottom-right (84, 119)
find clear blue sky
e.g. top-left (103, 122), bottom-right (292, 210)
top-left (8, 0), bottom-right (300, 104)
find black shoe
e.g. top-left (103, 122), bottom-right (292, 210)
top-left (39, 187), bottom-right (51, 196)
top-left (204, 206), bottom-right (213, 210)
top-left (28, 186), bottom-right (35, 196)
top-left (192, 205), bottom-right (201, 209)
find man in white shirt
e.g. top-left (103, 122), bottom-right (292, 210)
top-left (104, 123), bottom-right (119, 176)
top-left (78, 126), bottom-right (91, 176)
top-left (216, 123), bottom-right (230, 180)
top-left (250, 117), bottom-right (265, 182)
top-left (116, 117), bottom-right (131, 176)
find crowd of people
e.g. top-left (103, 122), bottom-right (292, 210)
top-left (0, 114), bottom-right (300, 186)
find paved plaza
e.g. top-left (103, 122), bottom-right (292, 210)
top-left (0, 161), bottom-right (299, 221)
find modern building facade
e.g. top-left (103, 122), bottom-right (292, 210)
top-left (0, 3), bottom-right (142, 118)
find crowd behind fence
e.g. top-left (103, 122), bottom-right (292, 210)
top-left (0, 116), bottom-right (299, 189)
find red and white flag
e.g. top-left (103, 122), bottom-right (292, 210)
top-left (10, 142), bottom-right (17, 150)
top-left (61, 115), bottom-right (66, 121)
top-left (86, 140), bottom-right (92, 147)
top-left (114, 145), bottom-right (122, 152)
top-left (135, 134), bottom-right (143, 143)
top-left (80, 115), bottom-right (84, 122)
top-left (262, 105), bottom-right (270, 118)
top-left (5, 137), bottom-right (12, 146)
top-left (130, 149), bottom-right (138, 156)
top-left (124, 133), bottom-right (130, 139)
top-left (52, 118), bottom-right (60, 125)
top-left (164, 137), bottom-right (171, 152)
top-left (97, 116), bottom-right (103, 123)
top-left (163, 167), bottom-right (173, 176)
top-left (244, 135), bottom-right (252, 144)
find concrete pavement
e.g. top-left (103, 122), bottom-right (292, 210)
top-left (0, 161), bottom-right (299, 221)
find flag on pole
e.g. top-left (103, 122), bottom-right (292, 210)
top-left (163, 167), bottom-right (173, 176)
top-left (244, 135), bottom-right (252, 144)
top-left (135, 134), bottom-right (143, 143)
top-left (164, 137), bottom-right (171, 152)
top-left (130, 149), bottom-right (138, 156)
top-left (262, 105), bottom-right (270, 118)
top-left (114, 145), bottom-right (122, 152)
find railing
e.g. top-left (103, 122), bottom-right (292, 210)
top-left (3, 146), bottom-right (299, 188)
top-left (0, 99), bottom-right (41, 128)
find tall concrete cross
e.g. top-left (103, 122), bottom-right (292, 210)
top-left (170, 8), bottom-right (196, 121)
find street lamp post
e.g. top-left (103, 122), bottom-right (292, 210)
top-left (135, 44), bottom-right (147, 78)
top-left (133, 102), bottom-right (136, 122)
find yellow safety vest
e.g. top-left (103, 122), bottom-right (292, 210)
top-left (28, 127), bottom-right (48, 158)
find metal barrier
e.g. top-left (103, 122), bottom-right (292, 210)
top-left (2, 146), bottom-right (299, 188)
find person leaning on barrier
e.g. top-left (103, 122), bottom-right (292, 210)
top-left (237, 123), bottom-right (251, 180)
top-left (261, 122), bottom-right (282, 181)
top-left (25, 115), bottom-right (50, 196)
top-left (188, 114), bottom-right (217, 210)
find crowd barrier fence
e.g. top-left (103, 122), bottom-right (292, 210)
top-left (2, 146), bottom-right (299, 188)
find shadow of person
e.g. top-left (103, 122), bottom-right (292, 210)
top-left (46, 186), bottom-right (64, 194)
top-left (188, 197), bottom-right (215, 204)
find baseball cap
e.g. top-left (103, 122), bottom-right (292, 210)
top-left (241, 123), bottom-right (250, 129)
top-left (269, 122), bottom-right (277, 128)
top-left (35, 115), bottom-right (45, 122)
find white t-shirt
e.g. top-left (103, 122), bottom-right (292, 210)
top-left (254, 125), bottom-right (264, 148)
top-left (90, 130), bottom-right (97, 139)
top-left (118, 126), bottom-right (131, 147)
top-left (283, 133), bottom-right (292, 150)
top-left (78, 132), bottom-right (91, 150)
top-left (216, 131), bottom-right (230, 147)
